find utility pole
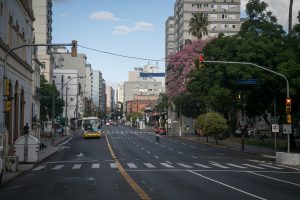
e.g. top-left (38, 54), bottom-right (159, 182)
top-left (65, 86), bottom-right (68, 135)
top-left (52, 80), bottom-right (55, 144)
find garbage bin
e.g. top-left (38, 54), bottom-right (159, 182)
top-left (14, 134), bottom-right (40, 163)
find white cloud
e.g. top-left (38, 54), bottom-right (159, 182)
top-left (114, 21), bottom-right (155, 35)
top-left (90, 11), bottom-right (119, 21)
top-left (60, 13), bottom-right (69, 18)
top-left (133, 22), bottom-right (155, 31)
top-left (241, 0), bottom-right (300, 29)
top-left (113, 26), bottom-right (133, 34)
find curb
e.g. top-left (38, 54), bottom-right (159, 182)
top-left (2, 134), bottom-right (73, 186)
top-left (168, 135), bottom-right (276, 159)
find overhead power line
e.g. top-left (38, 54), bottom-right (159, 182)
top-left (78, 45), bottom-right (165, 62)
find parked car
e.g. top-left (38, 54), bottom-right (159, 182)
top-left (0, 157), bottom-right (3, 188)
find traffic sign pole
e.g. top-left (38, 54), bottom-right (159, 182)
top-left (272, 124), bottom-right (279, 154)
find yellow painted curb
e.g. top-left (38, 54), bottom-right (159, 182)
top-left (105, 133), bottom-right (152, 200)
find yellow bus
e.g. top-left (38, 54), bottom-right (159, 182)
top-left (79, 117), bottom-right (102, 139)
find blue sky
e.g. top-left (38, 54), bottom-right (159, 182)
top-left (52, 0), bottom-right (175, 87)
top-left (52, 0), bottom-right (300, 88)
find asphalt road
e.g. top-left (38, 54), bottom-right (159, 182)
top-left (0, 125), bottom-right (299, 200)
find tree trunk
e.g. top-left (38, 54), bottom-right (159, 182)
top-left (289, 0), bottom-right (294, 34)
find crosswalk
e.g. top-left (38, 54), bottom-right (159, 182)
top-left (32, 161), bottom-right (292, 172)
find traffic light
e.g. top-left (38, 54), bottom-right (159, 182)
top-left (199, 54), bottom-right (205, 68)
top-left (199, 54), bottom-right (204, 62)
top-left (5, 100), bottom-right (11, 112)
top-left (286, 98), bottom-right (292, 113)
top-left (71, 40), bottom-right (77, 57)
top-left (287, 114), bottom-right (292, 124)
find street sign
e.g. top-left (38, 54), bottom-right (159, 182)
top-left (272, 124), bottom-right (279, 133)
top-left (283, 124), bottom-right (292, 134)
top-left (168, 119), bottom-right (171, 124)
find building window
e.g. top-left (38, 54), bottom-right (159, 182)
top-left (210, 14), bottom-right (217, 19)
top-left (232, 24), bottom-right (236, 28)
top-left (228, 15), bottom-right (236, 19)
top-left (229, 5), bottom-right (236, 9)
top-left (41, 62), bottom-right (46, 69)
top-left (0, 3), bottom-right (3, 16)
top-left (68, 76), bottom-right (71, 79)
top-left (222, 14), bottom-right (228, 19)
top-left (203, 4), bottom-right (209, 8)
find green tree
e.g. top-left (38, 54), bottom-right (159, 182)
top-left (189, 12), bottom-right (210, 39)
top-left (194, 112), bottom-right (228, 144)
top-left (126, 112), bottom-right (143, 122)
top-left (40, 75), bottom-right (64, 121)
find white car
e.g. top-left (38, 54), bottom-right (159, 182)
top-left (0, 157), bottom-right (3, 188)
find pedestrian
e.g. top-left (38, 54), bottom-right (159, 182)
top-left (23, 123), bottom-right (29, 135)
top-left (156, 133), bottom-right (160, 142)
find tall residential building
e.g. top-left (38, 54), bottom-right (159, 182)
top-left (106, 86), bottom-right (115, 114)
top-left (116, 83), bottom-right (124, 104)
top-left (85, 64), bottom-right (92, 99)
top-left (32, 0), bottom-right (53, 81)
top-left (0, 0), bottom-right (35, 155)
top-left (91, 70), bottom-right (106, 117)
top-left (166, 0), bottom-right (241, 55)
top-left (165, 16), bottom-right (175, 59)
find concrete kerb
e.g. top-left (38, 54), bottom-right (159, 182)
top-left (166, 134), bottom-right (276, 159)
top-left (2, 134), bottom-right (73, 186)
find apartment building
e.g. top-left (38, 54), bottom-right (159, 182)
top-left (32, 0), bottom-right (53, 81)
top-left (167, 0), bottom-right (241, 55)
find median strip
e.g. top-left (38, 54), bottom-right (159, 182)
top-left (105, 133), bottom-right (152, 200)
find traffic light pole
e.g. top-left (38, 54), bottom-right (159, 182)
top-left (203, 60), bottom-right (291, 153)
top-left (2, 42), bottom-right (74, 153)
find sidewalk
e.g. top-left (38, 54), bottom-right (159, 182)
top-left (2, 133), bottom-right (73, 185)
top-left (167, 134), bottom-right (276, 158)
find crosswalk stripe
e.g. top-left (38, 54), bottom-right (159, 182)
top-left (144, 163), bottom-right (156, 168)
top-left (242, 164), bottom-right (265, 169)
top-left (160, 163), bottom-right (175, 168)
top-left (92, 163), bottom-right (100, 168)
top-left (258, 164), bottom-right (283, 169)
top-left (33, 166), bottom-right (46, 171)
top-left (52, 165), bottom-right (64, 170)
top-left (127, 163), bottom-right (137, 168)
top-left (110, 163), bottom-right (117, 168)
top-left (226, 163), bottom-right (247, 169)
top-left (72, 164), bottom-right (82, 169)
top-left (177, 163), bottom-right (193, 168)
top-left (209, 161), bottom-right (229, 169)
top-left (193, 163), bottom-right (211, 168)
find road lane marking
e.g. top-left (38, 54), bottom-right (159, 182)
top-left (144, 163), bottom-right (156, 168)
top-left (92, 164), bottom-right (100, 168)
top-left (146, 151), bottom-right (151, 154)
top-left (193, 163), bottom-right (211, 168)
top-left (72, 164), bottom-right (82, 169)
top-left (216, 153), bottom-right (224, 156)
top-left (192, 156), bottom-right (198, 159)
top-left (110, 163), bottom-right (117, 168)
top-left (242, 164), bottom-right (265, 169)
top-left (168, 148), bottom-right (173, 151)
top-left (127, 163), bottom-right (138, 168)
top-left (33, 166), bottom-right (46, 171)
top-left (178, 152), bottom-right (184, 155)
top-left (52, 165), bottom-right (64, 170)
top-left (209, 161), bottom-right (229, 168)
top-left (177, 163), bottom-right (193, 168)
top-left (188, 171), bottom-right (267, 200)
top-left (160, 163), bottom-right (175, 168)
top-left (226, 163), bottom-right (247, 169)
top-left (154, 156), bottom-right (159, 159)
top-left (247, 171), bottom-right (300, 187)
top-left (105, 133), bottom-right (152, 200)
top-left (258, 164), bottom-right (283, 169)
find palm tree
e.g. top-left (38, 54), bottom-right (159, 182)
top-left (188, 12), bottom-right (210, 39)
top-left (288, 0), bottom-right (293, 34)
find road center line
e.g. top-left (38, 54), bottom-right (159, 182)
top-left (105, 133), bottom-right (152, 200)
top-left (188, 170), bottom-right (267, 200)
top-left (247, 171), bottom-right (300, 187)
